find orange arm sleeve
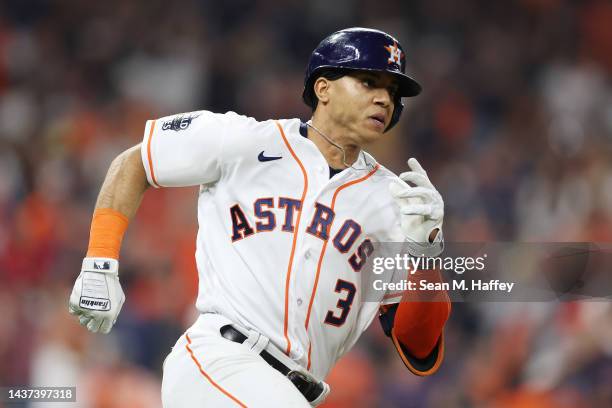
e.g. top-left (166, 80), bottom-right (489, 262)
top-left (86, 208), bottom-right (129, 259)
top-left (393, 270), bottom-right (451, 358)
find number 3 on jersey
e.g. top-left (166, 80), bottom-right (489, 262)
top-left (324, 279), bottom-right (357, 327)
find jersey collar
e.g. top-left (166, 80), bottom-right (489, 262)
top-left (299, 121), bottom-right (378, 171)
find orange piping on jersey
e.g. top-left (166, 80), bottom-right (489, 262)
top-left (185, 333), bottom-right (247, 407)
top-left (307, 342), bottom-right (313, 370)
top-left (275, 121), bottom-right (308, 356)
top-left (305, 163), bottom-right (380, 369)
top-left (382, 292), bottom-right (404, 301)
top-left (146, 120), bottom-right (161, 188)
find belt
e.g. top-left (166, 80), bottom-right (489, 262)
top-left (220, 325), bottom-right (326, 404)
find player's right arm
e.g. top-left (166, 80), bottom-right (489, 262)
top-left (94, 144), bottom-right (149, 218)
top-left (69, 110), bottom-right (254, 333)
top-left (68, 144), bottom-right (150, 334)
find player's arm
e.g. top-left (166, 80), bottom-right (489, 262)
top-left (94, 144), bottom-right (149, 218)
top-left (379, 269), bottom-right (451, 376)
top-left (68, 144), bottom-right (149, 334)
top-left (384, 157), bottom-right (449, 375)
top-left (68, 110), bottom-right (249, 333)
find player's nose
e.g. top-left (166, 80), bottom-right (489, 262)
top-left (372, 87), bottom-right (392, 107)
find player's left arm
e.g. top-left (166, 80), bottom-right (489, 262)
top-left (388, 157), bottom-right (444, 257)
top-left (379, 270), bottom-right (451, 376)
top-left (382, 157), bottom-right (450, 375)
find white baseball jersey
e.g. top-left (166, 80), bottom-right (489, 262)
top-left (141, 110), bottom-right (406, 380)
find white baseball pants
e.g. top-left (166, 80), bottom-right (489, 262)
top-left (161, 313), bottom-right (310, 407)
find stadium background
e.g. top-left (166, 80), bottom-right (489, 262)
top-left (1, 0), bottom-right (611, 406)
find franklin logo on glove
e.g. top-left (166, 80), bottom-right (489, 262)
top-left (79, 297), bottom-right (110, 311)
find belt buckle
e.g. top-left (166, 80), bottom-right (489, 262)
top-left (287, 370), bottom-right (323, 402)
top-left (288, 370), bottom-right (309, 383)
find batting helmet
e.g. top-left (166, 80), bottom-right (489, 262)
top-left (302, 27), bottom-right (422, 131)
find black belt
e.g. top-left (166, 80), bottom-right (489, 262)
top-left (220, 325), bottom-right (324, 403)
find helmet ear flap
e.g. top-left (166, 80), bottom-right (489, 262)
top-left (385, 98), bottom-right (404, 132)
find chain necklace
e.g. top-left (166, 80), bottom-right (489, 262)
top-left (305, 121), bottom-right (374, 171)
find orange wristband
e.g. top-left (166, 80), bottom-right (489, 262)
top-left (86, 208), bottom-right (129, 259)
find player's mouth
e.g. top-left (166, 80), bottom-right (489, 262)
top-left (367, 113), bottom-right (386, 131)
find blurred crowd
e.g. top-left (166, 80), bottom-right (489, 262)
top-left (1, 0), bottom-right (611, 407)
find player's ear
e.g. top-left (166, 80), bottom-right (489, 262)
top-left (313, 77), bottom-right (331, 105)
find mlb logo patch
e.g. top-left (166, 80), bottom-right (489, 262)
top-left (162, 113), bottom-right (200, 131)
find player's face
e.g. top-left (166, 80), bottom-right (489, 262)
top-left (328, 71), bottom-right (398, 142)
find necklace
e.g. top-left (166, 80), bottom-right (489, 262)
top-left (305, 121), bottom-right (373, 171)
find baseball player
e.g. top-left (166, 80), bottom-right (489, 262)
top-left (69, 28), bottom-right (451, 407)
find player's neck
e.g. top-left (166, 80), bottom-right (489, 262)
top-left (307, 116), bottom-right (360, 169)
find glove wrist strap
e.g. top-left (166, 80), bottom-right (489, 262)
top-left (82, 257), bottom-right (119, 276)
top-left (405, 229), bottom-right (444, 258)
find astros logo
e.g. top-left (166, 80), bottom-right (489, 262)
top-left (385, 42), bottom-right (402, 66)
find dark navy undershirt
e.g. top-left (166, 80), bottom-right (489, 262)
top-left (299, 122), bottom-right (343, 178)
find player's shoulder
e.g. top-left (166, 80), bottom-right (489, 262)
top-left (362, 152), bottom-right (402, 182)
top-left (375, 164), bottom-right (400, 180)
top-left (202, 111), bottom-right (298, 128)
top-left (158, 110), bottom-right (257, 128)
top-left (239, 116), bottom-right (301, 135)
top-left (235, 116), bottom-right (302, 140)
top-left (231, 115), bottom-right (301, 139)
top-left (154, 110), bottom-right (298, 136)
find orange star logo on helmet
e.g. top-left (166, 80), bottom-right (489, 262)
top-left (385, 42), bottom-right (403, 66)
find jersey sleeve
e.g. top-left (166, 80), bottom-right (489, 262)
top-left (140, 110), bottom-right (252, 188)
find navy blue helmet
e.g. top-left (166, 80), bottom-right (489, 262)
top-left (302, 27), bottom-right (422, 131)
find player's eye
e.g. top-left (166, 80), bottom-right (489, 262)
top-left (362, 78), bottom-right (375, 88)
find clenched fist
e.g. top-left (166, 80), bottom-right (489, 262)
top-left (68, 258), bottom-right (125, 334)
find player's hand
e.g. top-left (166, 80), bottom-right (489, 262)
top-left (68, 258), bottom-right (125, 334)
top-left (389, 158), bottom-right (444, 257)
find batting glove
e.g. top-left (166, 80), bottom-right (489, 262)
top-left (68, 258), bottom-right (125, 334)
top-left (389, 158), bottom-right (444, 258)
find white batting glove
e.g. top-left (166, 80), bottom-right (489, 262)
top-left (68, 258), bottom-right (125, 334)
top-left (389, 158), bottom-right (444, 257)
